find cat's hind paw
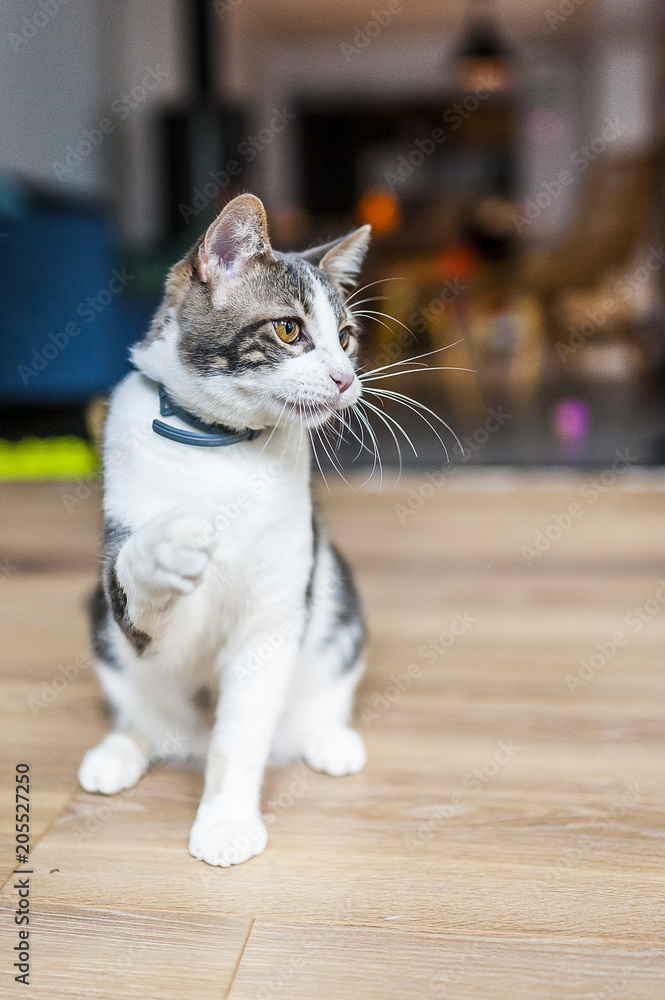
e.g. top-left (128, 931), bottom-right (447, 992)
top-left (78, 733), bottom-right (149, 795)
top-left (302, 726), bottom-right (367, 776)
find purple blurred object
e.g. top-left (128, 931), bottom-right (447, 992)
top-left (552, 398), bottom-right (590, 440)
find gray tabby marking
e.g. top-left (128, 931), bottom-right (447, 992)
top-left (102, 519), bottom-right (151, 656)
top-left (177, 249), bottom-right (355, 377)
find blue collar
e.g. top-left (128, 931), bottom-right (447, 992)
top-left (152, 385), bottom-right (262, 448)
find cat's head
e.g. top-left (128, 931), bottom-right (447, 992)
top-left (132, 194), bottom-right (371, 431)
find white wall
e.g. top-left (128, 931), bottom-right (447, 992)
top-left (0, 0), bottom-right (103, 194)
top-left (97, 0), bottom-right (186, 243)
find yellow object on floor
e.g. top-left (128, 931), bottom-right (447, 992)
top-left (0, 436), bottom-right (99, 480)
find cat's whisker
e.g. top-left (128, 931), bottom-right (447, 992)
top-left (359, 342), bottom-right (464, 379)
top-left (315, 418), bottom-right (357, 491)
top-left (360, 395), bottom-right (419, 458)
top-left (345, 295), bottom-right (387, 308)
top-left (354, 401), bottom-right (383, 488)
top-left (349, 309), bottom-right (418, 343)
top-left (360, 399), bottom-right (405, 480)
top-left (296, 400), bottom-right (307, 472)
top-left (360, 365), bottom-right (476, 383)
top-left (351, 312), bottom-right (401, 341)
top-left (260, 399), bottom-right (288, 454)
top-left (308, 411), bottom-right (331, 493)
top-left (363, 387), bottom-right (449, 462)
top-left (348, 408), bottom-right (365, 463)
top-left (341, 405), bottom-right (369, 464)
top-left (349, 410), bottom-right (378, 490)
top-left (344, 276), bottom-right (406, 306)
top-left (333, 408), bottom-right (373, 459)
top-left (362, 386), bottom-right (461, 460)
top-left (364, 385), bottom-right (462, 448)
top-left (359, 395), bottom-right (423, 479)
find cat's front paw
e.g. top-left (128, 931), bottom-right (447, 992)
top-left (189, 808), bottom-right (268, 867)
top-left (303, 726), bottom-right (367, 776)
top-left (142, 514), bottom-right (216, 595)
top-left (78, 732), bottom-right (148, 795)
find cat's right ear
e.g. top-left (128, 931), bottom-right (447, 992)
top-left (198, 194), bottom-right (274, 284)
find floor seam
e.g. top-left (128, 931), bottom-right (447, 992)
top-left (0, 780), bottom-right (80, 896)
top-left (224, 915), bottom-right (256, 999)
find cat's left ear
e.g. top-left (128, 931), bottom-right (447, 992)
top-left (303, 225), bottom-right (371, 292)
top-left (198, 194), bottom-right (274, 284)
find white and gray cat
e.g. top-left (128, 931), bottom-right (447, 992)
top-left (79, 194), bottom-right (371, 867)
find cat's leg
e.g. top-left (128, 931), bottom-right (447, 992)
top-left (189, 628), bottom-right (301, 867)
top-left (271, 541), bottom-right (368, 776)
top-left (79, 511), bottom-right (215, 795)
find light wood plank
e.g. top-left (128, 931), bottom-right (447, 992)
top-left (228, 922), bottom-right (665, 1000)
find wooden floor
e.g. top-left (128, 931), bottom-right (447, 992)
top-left (1, 472), bottom-right (664, 998)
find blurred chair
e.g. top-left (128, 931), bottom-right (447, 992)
top-left (520, 153), bottom-right (659, 301)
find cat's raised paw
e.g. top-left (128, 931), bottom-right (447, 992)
top-left (146, 514), bottom-right (216, 595)
top-left (78, 732), bottom-right (148, 795)
top-left (302, 726), bottom-right (367, 776)
top-left (189, 810), bottom-right (268, 867)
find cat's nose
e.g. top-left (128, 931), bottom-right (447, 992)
top-left (330, 371), bottom-right (354, 394)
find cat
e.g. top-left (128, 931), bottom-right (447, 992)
top-left (78, 194), bottom-right (371, 867)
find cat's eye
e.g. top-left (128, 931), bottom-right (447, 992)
top-left (273, 319), bottom-right (301, 344)
top-left (339, 327), bottom-right (352, 350)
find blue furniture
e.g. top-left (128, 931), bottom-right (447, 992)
top-left (0, 198), bottom-right (156, 404)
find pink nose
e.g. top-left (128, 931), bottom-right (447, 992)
top-left (330, 372), bottom-right (354, 394)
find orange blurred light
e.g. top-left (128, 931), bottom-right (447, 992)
top-left (436, 243), bottom-right (478, 282)
top-left (357, 187), bottom-right (402, 235)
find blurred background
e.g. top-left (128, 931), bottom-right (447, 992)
top-left (2, 0), bottom-right (665, 476)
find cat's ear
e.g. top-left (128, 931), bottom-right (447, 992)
top-left (198, 194), bottom-right (274, 283)
top-left (303, 225), bottom-right (371, 292)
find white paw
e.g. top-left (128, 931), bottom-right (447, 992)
top-left (142, 514), bottom-right (216, 595)
top-left (78, 733), bottom-right (148, 795)
top-left (189, 808), bottom-right (268, 867)
top-left (303, 726), bottom-right (367, 776)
